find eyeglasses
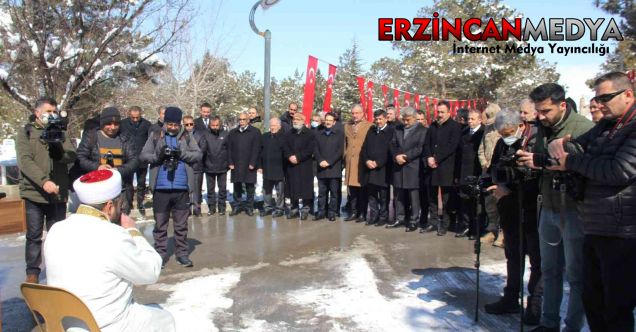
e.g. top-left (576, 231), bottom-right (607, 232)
top-left (594, 89), bottom-right (626, 103)
top-left (184, 123), bottom-right (194, 127)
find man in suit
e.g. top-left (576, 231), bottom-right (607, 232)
top-left (423, 100), bottom-right (462, 236)
top-left (194, 102), bottom-right (212, 132)
top-left (119, 106), bottom-right (152, 215)
top-left (455, 109), bottom-right (484, 238)
top-left (314, 113), bottom-right (344, 221)
top-left (227, 112), bottom-right (261, 216)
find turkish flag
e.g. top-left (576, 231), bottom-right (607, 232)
top-left (414, 94), bottom-right (420, 110)
top-left (356, 76), bottom-right (366, 109)
top-left (433, 98), bottom-right (438, 119)
top-left (382, 85), bottom-right (389, 108)
top-left (404, 92), bottom-right (411, 107)
top-left (393, 89), bottom-right (400, 116)
top-left (449, 100), bottom-right (456, 117)
top-left (472, 99), bottom-right (477, 110)
top-left (302, 55), bottom-right (318, 124)
top-left (323, 64), bottom-right (337, 114)
top-left (367, 81), bottom-right (374, 121)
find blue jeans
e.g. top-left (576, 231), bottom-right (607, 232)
top-left (538, 206), bottom-right (585, 331)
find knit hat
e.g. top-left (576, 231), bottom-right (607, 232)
top-left (73, 169), bottom-right (122, 204)
top-left (100, 107), bottom-right (121, 127)
top-left (164, 106), bottom-right (183, 124)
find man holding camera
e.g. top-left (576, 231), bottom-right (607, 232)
top-left (517, 83), bottom-right (593, 332)
top-left (141, 107), bottom-right (202, 268)
top-left (547, 72), bottom-right (636, 332)
top-left (77, 107), bottom-right (139, 215)
top-left (16, 97), bottom-right (76, 283)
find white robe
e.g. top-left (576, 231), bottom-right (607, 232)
top-left (44, 207), bottom-right (175, 332)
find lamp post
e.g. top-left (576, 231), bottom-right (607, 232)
top-left (249, 0), bottom-right (280, 126)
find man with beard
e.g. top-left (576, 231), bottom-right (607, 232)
top-left (344, 104), bottom-right (372, 221)
top-left (227, 112), bottom-right (261, 216)
top-left (423, 100), bottom-right (462, 236)
top-left (284, 113), bottom-right (316, 220)
top-left (141, 107), bottom-right (202, 268)
top-left (260, 118), bottom-right (287, 217)
top-left (194, 102), bottom-right (212, 132)
top-left (360, 110), bottom-right (394, 226)
top-left (314, 113), bottom-right (344, 221)
top-left (280, 102), bottom-right (298, 132)
top-left (201, 116), bottom-right (229, 216)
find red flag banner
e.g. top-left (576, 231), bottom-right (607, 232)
top-left (393, 89), bottom-right (400, 116)
top-left (366, 81), bottom-right (374, 121)
top-left (472, 99), bottom-right (477, 110)
top-left (323, 64), bottom-right (337, 114)
top-left (382, 85), bottom-right (389, 108)
top-left (424, 96), bottom-right (430, 124)
top-left (414, 94), bottom-right (420, 110)
top-left (433, 98), bottom-right (438, 119)
top-left (404, 92), bottom-right (411, 107)
top-left (449, 100), bottom-right (456, 117)
top-left (356, 76), bottom-right (366, 109)
top-left (302, 55), bottom-right (318, 124)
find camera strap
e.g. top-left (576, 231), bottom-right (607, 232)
top-left (608, 105), bottom-right (636, 140)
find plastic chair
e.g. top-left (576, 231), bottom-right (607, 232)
top-left (20, 283), bottom-right (101, 332)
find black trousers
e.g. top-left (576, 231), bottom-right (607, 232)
top-left (232, 182), bottom-right (255, 211)
top-left (583, 235), bottom-right (636, 332)
top-left (25, 199), bottom-right (65, 275)
top-left (263, 179), bottom-right (285, 213)
top-left (318, 178), bottom-right (339, 217)
top-left (134, 165), bottom-right (148, 208)
top-left (497, 193), bottom-right (542, 300)
top-left (290, 198), bottom-right (313, 214)
top-left (206, 172), bottom-right (227, 211)
top-left (419, 183), bottom-right (429, 227)
top-left (428, 186), bottom-right (451, 229)
top-left (122, 185), bottom-right (133, 215)
top-left (347, 186), bottom-right (368, 218)
top-left (458, 195), bottom-right (477, 234)
top-left (152, 190), bottom-right (190, 258)
top-left (395, 188), bottom-right (420, 225)
top-left (192, 173), bottom-right (204, 211)
top-left (367, 184), bottom-right (389, 223)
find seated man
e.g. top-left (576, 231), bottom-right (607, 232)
top-left (44, 169), bottom-right (175, 332)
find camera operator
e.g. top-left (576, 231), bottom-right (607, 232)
top-left (141, 107), bottom-right (202, 268)
top-left (76, 107), bottom-right (139, 215)
top-left (16, 97), bottom-right (76, 283)
top-left (547, 72), bottom-right (636, 332)
top-left (483, 109), bottom-right (542, 325)
top-left (517, 83), bottom-right (593, 332)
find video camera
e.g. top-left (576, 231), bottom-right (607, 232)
top-left (462, 175), bottom-right (494, 198)
top-left (492, 149), bottom-right (540, 185)
top-left (40, 111), bottom-right (69, 143)
top-left (163, 146), bottom-right (181, 171)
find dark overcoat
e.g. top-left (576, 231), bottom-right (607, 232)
top-left (424, 118), bottom-right (462, 187)
top-left (360, 125), bottom-right (394, 187)
top-left (201, 129), bottom-right (229, 174)
top-left (283, 127), bottom-right (316, 200)
top-left (455, 126), bottom-right (485, 185)
top-left (260, 131), bottom-right (286, 181)
top-left (314, 128), bottom-right (344, 179)
top-left (227, 125), bottom-right (261, 183)
top-left (390, 124), bottom-right (427, 189)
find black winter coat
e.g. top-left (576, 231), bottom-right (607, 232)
top-left (148, 121), bottom-right (163, 136)
top-left (201, 129), bottom-right (229, 174)
top-left (424, 118), bottom-right (462, 186)
top-left (260, 131), bottom-right (286, 181)
top-left (314, 128), bottom-right (344, 179)
top-left (119, 118), bottom-right (152, 155)
top-left (390, 124), bottom-right (427, 189)
top-left (76, 129), bottom-right (139, 185)
top-left (455, 126), bottom-right (484, 185)
top-left (190, 129), bottom-right (206, 173)
top-left (283, 127), bottom-right (316, 200)
top-left (279, 111), bottom-right (293, 132)
top-left (194, 117), bottom-right (209, 132)
top-left (227, 125), bottom-right (261, 183)
top-left (360, 125), bottom-right (394, 187)
top-left (569, 109), bottom-right (636, 239)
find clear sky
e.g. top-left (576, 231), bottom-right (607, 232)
top-left (190, 0), bottom-right (621, 104)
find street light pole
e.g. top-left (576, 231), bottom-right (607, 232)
top-left (249, 0), bottom-right (279, 127)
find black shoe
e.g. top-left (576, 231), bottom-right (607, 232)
top-left (138, 207), bottom-right (146, 216)
top-left (375, 220), bottom-right (386, 227)
top-left (405, 224), bottom-right (418, 232)
top-left (524, 296), bottom-right (542, 326)
top-left (287, 211), bottom-right (299, 219)
top-left (193, 208), bottom-right (201, 216)
top-left (421, 225), bottom-right (436, 233)
top-left (246, 209), bottom-right (254, 216)
top-left (437, 228), bottom-right (448, 236)
top-left (208, 207), bottom-right (216, 216)
top-left (386, 221), bottom-right (404, 229)
top-left (484, 297), bottom-right (520, 314)
top-left (161, 257), bottom-right (168, 269)
top-left (312, 213), bottom-right (325, 221)
top-left (365, 217), bottom-right (377, 226)
top-left (355, 216), bottom-right (367, 223)
top-left (328, 215), bottom-right (336, 222)
top-left (229, 208), bottom-right (242, 216)
top-left (529, 326), bottom-right (558, 332)
top-left (272, 210), bottom-right (284, 218)
top-left (260, 210), bottom-right (272, 217)
top-left (455, 228), bottom-right (470, 238)
top-left (343, 214), bottom-right (358, 222)
top-left (218, 209), bottom-right (226, 216)
top-left (176, 256), bottom-right (193, 268)
top-left (300, 212), bottom-right (309, 220)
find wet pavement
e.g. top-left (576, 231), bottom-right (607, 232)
top-left (1, 210), bottom-right (579, 331)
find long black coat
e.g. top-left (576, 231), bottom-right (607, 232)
top-left (260, 131), bottom-right (286, 181)
top-left (227, 125), bottom-right (261, 183)
top-left (455, 126), bottom-right (484, 185)
top-left (283, 128), bottom-right (316, 200)
top-left (119, 118), bottom-right (151, 155)
top-left (201, 129), bottom-right (229, 174)
top-left (360, 126), bottom-right (394, 187)
top-left (390, 124), bottom-right (427, 189)
top-left (314, 128), bottom-right (344, 179)
top-left (424, 118), bottom-right (462, 187)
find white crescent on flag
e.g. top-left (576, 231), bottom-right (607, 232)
top-left (308, 68), bottom-right (315, 84)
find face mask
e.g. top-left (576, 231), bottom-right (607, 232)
top-left (503, 128), bottom-right (521, 146)
top-left (311, 121), bottom-right (320, 128)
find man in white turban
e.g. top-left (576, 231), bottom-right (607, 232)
top-left (44, 169), bottom-right (175, 332)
